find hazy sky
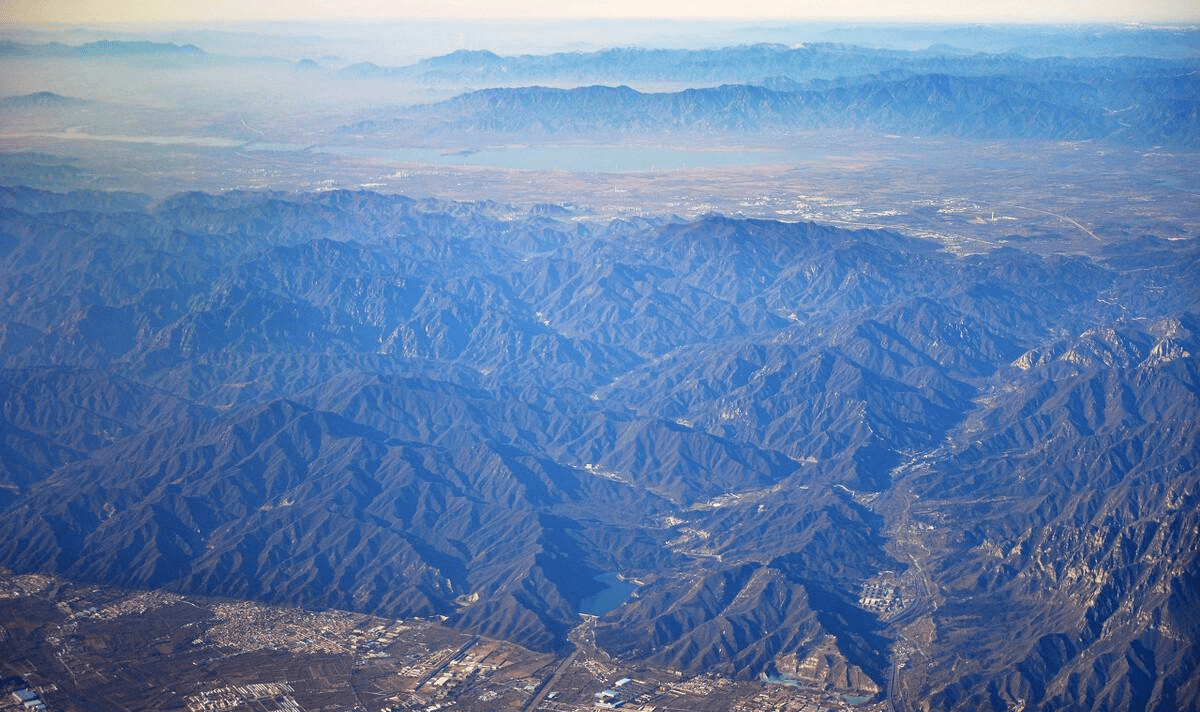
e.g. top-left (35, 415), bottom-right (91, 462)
top-left (7, 0), bottom-right (1199, 24)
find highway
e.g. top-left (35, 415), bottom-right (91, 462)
top-left (519, 617), bottom-right (593, 712)
top-left (882, 489), bottom-right (938, 712)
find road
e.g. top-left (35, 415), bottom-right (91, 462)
top-left (882, 489), bottom-right (938, 712)
top-left (519, 617), bottom-right (594, 712)
top-left (1003, 203), bottom-right (1101, 241)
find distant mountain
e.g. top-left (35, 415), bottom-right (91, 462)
top-left (0, 187), bottom-right (1195, 710)
top-left (0, 91), bottom-right (89, 108)
top-left (0, 39), bottom-right (206, 60)
top-left (340, 42), bottom-right (1196, 86)
top-left (800, 24), bottom-right (1200, 59)
top-left (373, 72), bottom-right (1199, 145)
top-left (71, 39), bottom-right (205, 57)
top-left (0, 184), bottom-right (149, 213)
top-left (336, 42), bottom-right (1199, 147)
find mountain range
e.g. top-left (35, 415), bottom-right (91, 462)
top-left (361, 71), bottom-right (1199, 146)
top-left (326, 42), bottom-right (1200, 147)
top-left (339, 42), bottom-right (1198, 85)
top-left (0, 39), bottom-right (206, 60)
top-left (0, 187), bottom-right (1195, 710)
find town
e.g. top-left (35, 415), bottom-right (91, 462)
top-left (1, 571), bottom-right (886, 712)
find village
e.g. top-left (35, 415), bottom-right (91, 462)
top-left (0, 571), bottom-right (886, 712)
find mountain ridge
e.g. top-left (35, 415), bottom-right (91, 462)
top-left (368, 75), bottom-right (1199, 145)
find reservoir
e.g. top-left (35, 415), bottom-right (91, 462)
top-left (579, 572), bottom-right (637, 616)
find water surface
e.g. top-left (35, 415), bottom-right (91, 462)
top-left (579, 572), bottom-right (637, 616)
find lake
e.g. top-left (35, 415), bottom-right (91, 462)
top-left (579, 572), bottom-right (638, 616)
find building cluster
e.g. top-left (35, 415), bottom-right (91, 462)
top-left (0, 574), bottom-right (54, 599)
top-left (576, 658), bottom-right (618, 681)
top-left (66, 590), bottom-right (184, 622)
top-left (589, 677), bottom-right (660, 710)
top-left (667, 673), bottom-right (731, 697)
top-left (8, 688), bottom-right (46, 712)
top-left (203, 601), bottom-right (371, 655)
top-left (857, 579), bottom-right (904, 617)
top-left (185, 682), bottom-right (301, 712)
top-left (350, 622), bottom-right (412, 664)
